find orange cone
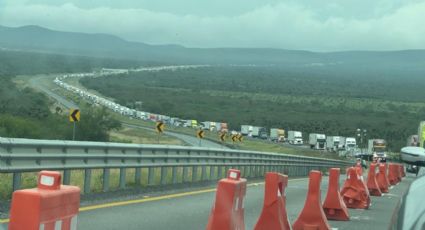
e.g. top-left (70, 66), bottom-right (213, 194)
top-left (340, 167), bottom-right (370, 209)
top-left (366, 163), bottom-right (382, 196)
top-left (376, 163), bottom-right (389, 193)
top-left (388, 163), bottom-right (399, 185)
top-left (322, 168), bottom-right (350, 221)
top-left (292, 170), bottom-right (331, 230)
top-left (254, 172), bottom-right (291, 230)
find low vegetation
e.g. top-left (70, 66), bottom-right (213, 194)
top-left (80, 66), bottom-right (425, 151)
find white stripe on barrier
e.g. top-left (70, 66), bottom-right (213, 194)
top-left (71, 216), bottom-right (78, 230)
top-left (55, 220), bottom-right (62, 230)
top-left (234, 197), bottom-right (239, 211)
top-left (39, 223), bottom-right (44, 230)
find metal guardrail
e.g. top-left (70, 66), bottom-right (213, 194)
top-left (0, 137), bottom-right (352, 195)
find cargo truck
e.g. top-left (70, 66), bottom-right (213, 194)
top-left (220, 123), bottom-right (229, 133)
top-left (241, 125), bottom-right (253, 136)
top-left (407, 135), bottom-right (419, 147)
top-left (201, 121), bottom-right (217, 131)
top-left (345, 137), bottom-right (357, 151)
top-left (270, 128), bottom-right (285, 142)
top-left (326, 136), bottom-right (340, 152)
top-left (252, 126), bottom-right (267, 139)
top-left (368, 139), bottom-right (387, 160)
top-left (288, 131), bottom-right (303, 145)
top-left (309, 133), bottom-right (326, 150)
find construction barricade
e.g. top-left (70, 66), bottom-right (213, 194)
top-left (206, 169), bottom-right (247, 230)
top-left (322, 168), bottom-right (350, 221)
top-left (366, 163), bottom-right (382, 196)
top-left (292, 170), bottom-right (331, 230)
top-left (396, 164), bottom-right (403, 182)
top-left (388, 163), bottom-right (400, 186)
top-left (254, 172), bottom-right (291, 230)
top-left (340, 167), bottom-right (370, 209)
top-left (8, 171), bottom-right (80, 230)
top-left (376, 163), bottom-right (390, 193)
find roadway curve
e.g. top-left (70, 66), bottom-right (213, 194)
top-left (28, 75), bottom-right (227, 149)
top-left (76, 174), bottom-right (414, 229)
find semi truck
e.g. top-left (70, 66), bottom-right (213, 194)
top-left (344, 137), bottom-right (357, 151)
top-left (407, 135), bottom-right (419, 147)
top-left (326, 136), bottom-right (340, 152)
top-left (252, 126), bottom-right (268, 139)
top-left (368, 139), bottom-right (387, 160)
top-left (201, 121), bottom-right (217, 131)
top-left (309, 133), bottom-right (326, 150)
top-left (288, 131), bottom-right (303, 145)
top-left (270, 128), bottom-right (285, 142)
top-left (241, 125), bottom-right (253, 136)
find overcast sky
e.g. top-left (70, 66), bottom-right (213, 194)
top-left (1, 0), bottom-right (424, 51)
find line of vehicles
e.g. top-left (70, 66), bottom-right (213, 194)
top-left (53, 69), bottom-right (229, 134)
top-left (54, 70), bottom-right (388, 158)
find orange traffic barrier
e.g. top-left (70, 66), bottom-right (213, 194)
top-left (355, 163), bottom-right (363, 176)
top-left (292, 170), bottom-right (331, 230)
top-left (254, 172), bottom-right (291, 230)
top-left (376, 163), bottom-right (389, 193)
top-left (388, 163), bottom-right (400, 185)
top-left (396, 164), bottom-right (403, 182)
top-left (340, 167), bottom-right (370, 209)
top-left (9, 171), bottom-right (80, 230)
top-left (366, 163), bottom-right (382, 196)
top-left (206, 169), bottom-right (247, 230)
top-left (322, 168), bottom-right (350, 221)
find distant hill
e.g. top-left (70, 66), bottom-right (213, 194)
top-left (1, 25), bottom-right (425, 76)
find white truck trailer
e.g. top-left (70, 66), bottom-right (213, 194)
top-left (309, 133), bottom-right (326, 150)
top-left (326, 136), bottom-right (340, 152)
top-left (288, 131), bottom-right (303, 145)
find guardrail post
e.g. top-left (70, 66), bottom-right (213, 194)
top-left (183, 167), bottom-right (189, 182)
top-left (209, 166), bottom-right (215, 180)
top-left (245, 165), bottom-right (250, 178)
top-left (63, 170), bottom-right (71, 185)
top-left (201, 166), bottom-right (207, 181)
top-left (13, 173), bottom-right (21, 191)
top-left (84, 169), bottom-right (91, 194)
top-left (135, 168), bottom-right (141, 185)
top-left (217, 166), bottom-right (223, 179)
top-left (148, 167), bottom-right (155, 185)
top-left (119, 168), bottom-right (126, 189)
top-left (161, 167), bottom-right (168, 185)
top-left (192, 166), bottom-right (198, 182)
top-left (103, 168), bottom-right (110, 192)
top-left (172, 167), bottom-right (178, 184)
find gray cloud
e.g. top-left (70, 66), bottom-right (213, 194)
top-left (0, 1), bottom-right (424, 51)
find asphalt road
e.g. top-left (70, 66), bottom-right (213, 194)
top-left (29, 76), bottom-right (79, 109)
top-left (3, 172), bottom-right (407, 230)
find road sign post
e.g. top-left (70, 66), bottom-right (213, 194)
top-left (69, 109), bottom-right (80, 141)
top-left (156, 121), bottom-right (165, 144)
top-left (219, 132), bottom-right (227, 148)
top-left (197, 130), bottom-right (205, 147)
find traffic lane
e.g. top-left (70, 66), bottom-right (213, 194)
top-left (165, 131), bottom-right (227, 149)
top-left (75, 178), bottom-right (309, 230)
top-left (29, 77), bottom-right (78, 109)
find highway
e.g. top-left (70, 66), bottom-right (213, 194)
top-left (28, 75), bottom-right (226, 149)
top-left (73, 174), bottom-right (414, 230)
top-left (0, 172), bottom-right (415, 230)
